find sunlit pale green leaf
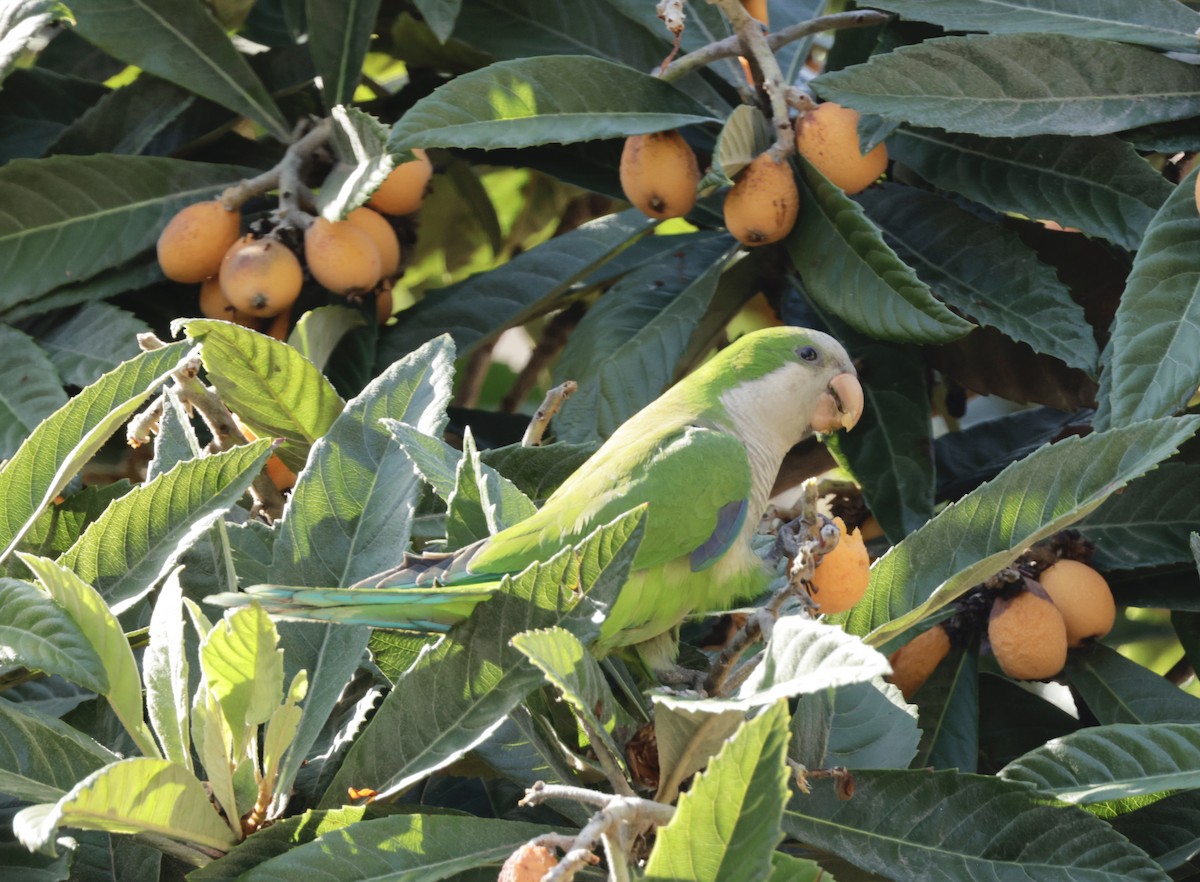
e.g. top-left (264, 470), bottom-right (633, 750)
top-left (445, 430), bottom-right (536, 546)
top-left (13, 758), bottom-right (237, 854)
top-left (144, 571), bottom-right (191, 770)
top-left (846, 417), bottom-right (1200, 647)
top-left (0, 578), bottom-right (107, 695)
top-left (815, 34), bottom-right (1200, 137)
top-left (388, 56), bottom-right (719, 151)
top-left (200, 604), bottom-right (285, 757)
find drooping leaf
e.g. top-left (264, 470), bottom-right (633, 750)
top-left (48, 74), bottom-right (196, 157)
top-left (552, 236), bottom-right (734, 442)
top-left (913, 649), bottom-right (980, 772)
top-left (287, 305), bottom-right (366, 372)
top-left (267, 336), bottom-right (456, 804)
top-left (815, 34), bottom-right (1200, 137)
top-left (644, 702), bottom-right (790, 882)
top-left (319, 508), bottom-right (644, 806)
top-left (887, 128), bottom-right (1171, 251)
top-left (1079, 464), bottom-right (1200, 571)
top-left (783, 769), bottom-right (1168, 882)
top-left (230, 813), bottom-right (565, 882)
top-left (0, 578), bottom-right (107, 696)
top-left (0, 157), bottom-right (251, 308)
top-left (0, 68), bottom-right (108, 164)
top-left (68, 0), bottom-right (289, 140)
top-left (797, 679), bottom-right (921, 771)
top-left (867, 0), bottom-right (1200, 51)
top-left (0, 341), bottom-right (189, 564)
top-left (0, 256), bottom-right (163, 325)
top-left (376, 210), bottom-right (657, 366)
top-left (1096, 167), bottom-right (1200, 429)
top-left (0, 325), bottom-right (67, 461)
top-left (388, 55), bottom-right (719, 151)
top-left (479, 441), bottom-right (599, 501)
top-left (144, 571), bottom-right (191, 770)
top-left (1066, 643), bottom-right (1200, 725)
top-left (845, 416), bottom-right (1200, 647)
top-left (999, 723), bottom-right (1200, 805)
top-left (790, 161), bottom-right (975, 344)
top-left (0, 700), bottom-right (118, 803)
top-left (19, 555), bottom-right (160, 758)
top-left (306, 0), bottom-right (381, 110)
top-left (1109, 790), bottom-right (1200, 873)
top-left (39, 302), bottom-right (151, 389)
top-left (445, 430), bottom-right (537, 547)
top-left (56, 440), bottom-right (273, 610)
top-left (182, 319), bottom-right (345, 473)
top-left (858, 185), bottom-right (1098, 373)
top-left (13, 758), bottom-right (238, 854)
top-left (825, 331), bottom-right (933, 542)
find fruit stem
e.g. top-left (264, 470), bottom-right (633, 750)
top-left (661, 9), bottom-right (890, 83)
top-left (220, 118), bottom-right (332, 220)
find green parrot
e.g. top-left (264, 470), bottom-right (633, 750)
top-left (209, 326), bottom-right (863, 671)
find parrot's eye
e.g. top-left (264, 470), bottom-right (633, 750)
top-left (798, 346), bottom-right (819, 362)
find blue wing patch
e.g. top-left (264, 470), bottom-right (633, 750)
top-left (689, 497), bottom-right (748, 572)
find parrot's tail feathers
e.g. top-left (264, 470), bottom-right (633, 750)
top-left (206, 582), bottom-right (499, 631)
top-left (353, 538), bottom-right (492, 589)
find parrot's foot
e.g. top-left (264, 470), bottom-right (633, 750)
top-left (653, 664), bottom-right (709, 693)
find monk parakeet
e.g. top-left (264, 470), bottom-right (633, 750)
top-left (210, 327), bottom-right (863, 670)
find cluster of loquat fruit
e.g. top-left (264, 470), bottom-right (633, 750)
top-left (888, 551), bottom-right (1117, 700)
top-left (155, 149), bottom-right (433, 335)
top-left (618, 101), bottom-right (887, 246)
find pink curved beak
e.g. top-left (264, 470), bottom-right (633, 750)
top-left (811, 372), bottom-right (864, 433)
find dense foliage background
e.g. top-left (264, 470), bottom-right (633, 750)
top-left (2, 0), bottom-right (1200, 880)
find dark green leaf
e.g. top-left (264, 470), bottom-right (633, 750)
top-left (69, 0), bottom-right (289, 140)
top-left (1110, 790), bottom-right (1200, 872)
top-left (388, 56), bottom-right (719, 151)
top-left (39, 303), bottom-right (150, 389)
top-left (1067, 643), bottom-right (1200, 725)
top-left (859, 185), bottom-right (1098, 373)
top-left (0, 157), bottom-right (251, 308)
top-left (0, 700), bottom-right (117, 803)
top-left (376, 210), bottom-right (657, 365)
top-left (0, 68), bottom-right (109, 163)
top-left (414, 0), bottom-right (461, 42)
top-left (480, 441), bottom-right (599, 501)
top-left (845, 417), bottom-right (1200, 647)
top-left (0, 326), bottom-right (67, 461)
top-left (1080, 464), bottom-right (1200, 571)
top-left (552, 236), bottom-right (735, 443)
top-left (306, 0), bottom-right (380, 109)
top-left (806, 680), bottom-right (920, 771)
top-left (187, 807), bottom-right (368, 880)
top-left (790, 161), bottom-right (974, 344)
top-left (48, 74), bottom-right (195, 156)
top-left (867, 0), bottom-right (1200, 51)
top-left (445, 431), bottom-right (536, 547)
top-left (825, 333), bottom-right (933, 542)
top-left (913, 649), bottom-right (979, 772)
top-left (1000, 723), bottom-right (1200, 805)
top-left (815, 34), bottom-right (1200, 137)
top-left (783, 769), bottom-right (1169, 882)
top-left (0, 257), bottom-right (163, 324)
top-left (1096, 167), bottom-right (1200, 429)
top-left (888, 129), bottom-right (1171, 252)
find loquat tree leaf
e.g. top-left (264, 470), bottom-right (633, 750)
top-left (228, 814), bottom-right (566, 882)
top-left (605, 0), bottom-right (746, 89)
top-left (0, 157), bottom-right (251, 309)
top-left (0, 1), bottom-right (67, 85)
top-left (388, 56), bottom-right (719, 151)
top-left (376, 210), bottom-right (658, 366)
top-left (867, 0), bottom-right (1200, 51)
top-left (887, 129), bottom-right (1171, 251)
top-left (790, 160), bottom-right (975, 345)
top-left (999, 723), bottom-right (1200, 805)
top-left (57, 440), bottom-right (273, 611)
top-left (859, 185), bottom-right (1099, 374)
top-left (0, 578), bottom-right (108, 697)
top-left (413, 0), bottom-right (460, 42)
top-left (68, 0), bottom-right (289, 140)
top-left (651, 695), bottom-right (744, 803)
top-left (200, 604), bottom-right (285, 759)
top-left (824, 330), bottom-right (934, 543)
top-left (784, 769), bottom-right (1169, 882)
top-left (1095, 167), bottom-right (1200, 429)
top-left (316, 105), bottom-right (397, 220)
top-left (0, 325), bottom-right (67, 462)
top-left (480, 441), bottom-right (600, 501)
top-left (767, 853), bottom-right (827, 882)
top-left (444, 429), bottom-right (537, 547)
top-left (48, 74), bottom-right (196, 157)
top-left (0, 256), bottom-right (163, 325)
top-left (912, 649), bottom-right (980, 772)
top-left (19, 555), bottom-right (160, 758)
top-left (287, 305), bottom-right (366, 372)
top-left (814, 34), bottom-right (1200, 137)
top-left (319, 508), bottom-right (644, 806)
top-left (712, 105), bottom-right (774, 183)
top-left (39, 303), bottom-right (151, 389)
top-left (0, 340), bottom-right (190, 565)
top-left (552, 235), bottom-right (735, 443)
top-left (0, 68), bottom-right (108, 164)
top-left (644, 701), bottom-right (790, 882)
top-left (306, 0), bottom-right (380, 110)
top-left (794, 679), bottom-right (921, 772)
top-left (0, 700), bottom-right (118, 803)
top-left (1110, 791), bottom-right (1200, 873)
top-left (1079, 464), bottom-right (1200, 571)
top-left (144, 571), bottom-right (191, 771)
top-left (266, 336), bottom-right (456, 804)
top-left (1066, 643), bottom-right (1200, 725)
top-left (13, 758), bottom-right (238, 854)
top-left (845, 416), bottom-right (1200, 648)
top-left (182, 319), bottom-right (345, 474)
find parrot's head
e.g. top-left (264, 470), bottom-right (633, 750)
top-left (709, 326), bottom-right (864, 442)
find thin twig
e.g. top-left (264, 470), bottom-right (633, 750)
top-left (711, 0), bottom-right (794, 157)
top-left (220, 118), bottom-right (332, 218)
top-left (522, 381), bottom-right (578, 447)
top-left (662, 10), bottom-right (891, 82)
